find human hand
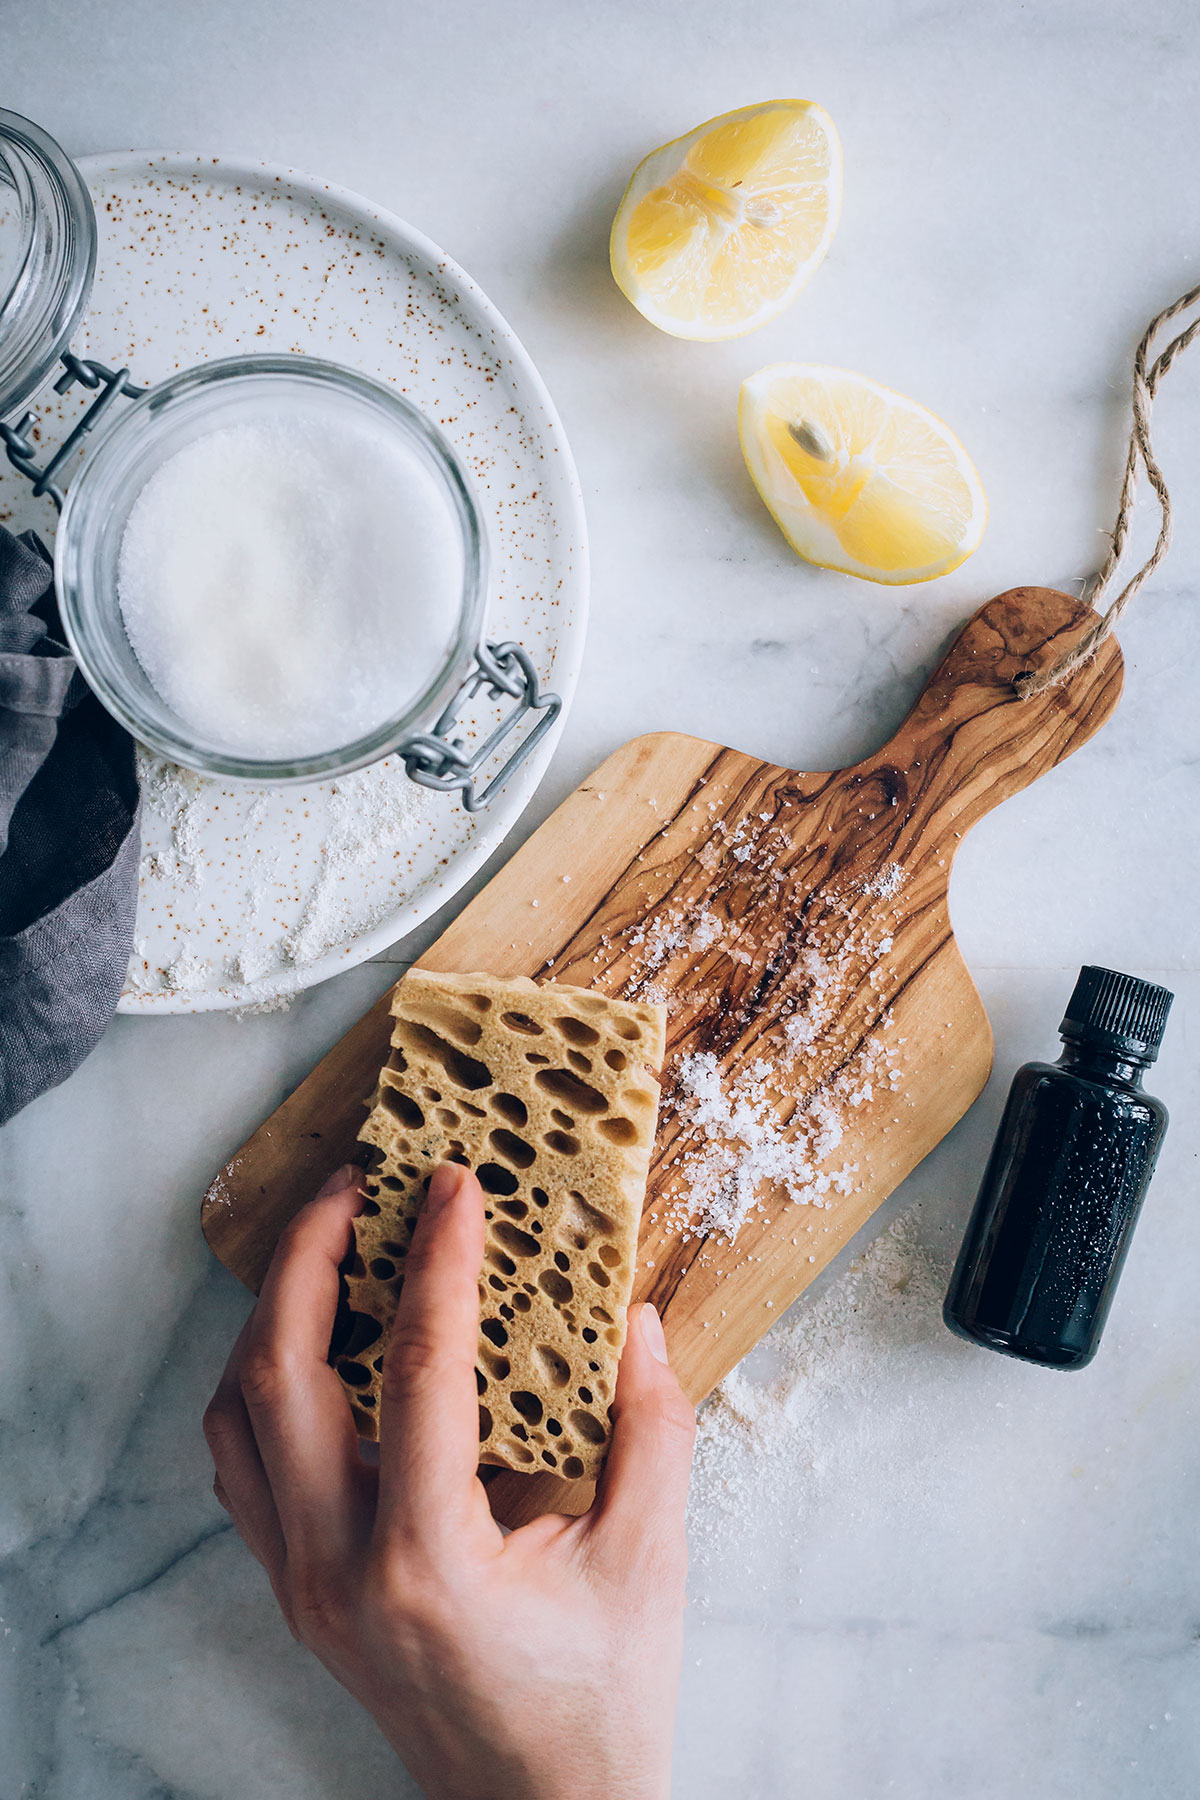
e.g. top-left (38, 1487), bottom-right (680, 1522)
top-left (203, 1160), bottom-right (696, 1800)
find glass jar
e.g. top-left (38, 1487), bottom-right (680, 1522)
top-left (0, 110), bottom-right (559, 806)
top-left (0, 107), bottom-right (96, 421)
top-left (56, 354), bottom-right (487, 783)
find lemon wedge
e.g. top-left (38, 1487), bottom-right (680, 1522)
top-left (610, 99), bottom-right (841, 341)
top-left (738, 364), bottom-right (987, 584)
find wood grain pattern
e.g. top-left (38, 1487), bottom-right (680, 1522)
top-left (203, 588), bottom-right (1123, 1527)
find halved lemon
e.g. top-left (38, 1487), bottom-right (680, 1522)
top-left (610, 99), bottom-right (841, 341)
top-left (739, 364), bottom-right (987, 584)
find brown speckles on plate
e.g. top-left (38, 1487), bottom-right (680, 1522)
top-left (0, 151), bottom-right (586, 1014)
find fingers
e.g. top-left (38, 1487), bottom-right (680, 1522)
top-left (375, 1162), bottom-right (491, 1549)
top-left (203, 1316), bottom-right (287, 1582)
top-left (238, 1166), bottom-right (371, 1567)
top-left (586, 1304), bottom-right (696, 1577)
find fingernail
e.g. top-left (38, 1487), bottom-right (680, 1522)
top-left (639, 1302), bottom-right (669, 1364)
top-left (316, 1163), bottom-right (361, 1199)
top-left (426, 1161), bottom-right (466, 1211)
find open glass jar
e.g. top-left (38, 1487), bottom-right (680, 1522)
top-left (0, 109), bottom-right (95, 419)
top-left (0, 109), bottom-right (560, 807)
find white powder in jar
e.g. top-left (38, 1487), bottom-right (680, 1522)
top-left (117, 412), bottom-right (464, 760)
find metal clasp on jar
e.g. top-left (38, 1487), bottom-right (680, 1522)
top-left (398, 640), bottom-right (562, 812)
top-left (0, 352), bottom-right (148, 509)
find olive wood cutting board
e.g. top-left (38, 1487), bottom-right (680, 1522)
top-left (204, 587), bottom-right (1122, 1527)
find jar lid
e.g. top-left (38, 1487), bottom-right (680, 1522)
top-left (0, 110), bottom-right (96, 423)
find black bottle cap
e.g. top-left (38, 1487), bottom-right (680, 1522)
top-left (1060, 966), bottom-right (1173, 1061)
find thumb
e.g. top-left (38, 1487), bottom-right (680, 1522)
top-left (587, 1303), bottom-right (696, 1573)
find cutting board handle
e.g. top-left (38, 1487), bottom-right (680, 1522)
top-left (839, 586), bottom-right (1123, 853)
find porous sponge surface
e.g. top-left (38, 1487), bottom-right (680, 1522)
top-left (339, 970), bottom-right (666, 1481)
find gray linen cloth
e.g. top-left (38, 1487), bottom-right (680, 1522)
top-left (0, 526), bottom-right (141, 1125)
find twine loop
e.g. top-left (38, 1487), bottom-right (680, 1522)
top-left (1015, 279), bottom-right (1200, 699)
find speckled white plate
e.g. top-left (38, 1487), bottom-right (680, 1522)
top-left (0, 151), bottom-right (586, 1013)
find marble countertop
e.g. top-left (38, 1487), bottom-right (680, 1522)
top-left (4, 1), bottom-right (1200, 1794)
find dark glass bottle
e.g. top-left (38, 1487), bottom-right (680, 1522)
top-left (944, 967), bottom-right (1173, 1369)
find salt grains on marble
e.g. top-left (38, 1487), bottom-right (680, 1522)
top-left (117, 413), bottom-right (464, 760)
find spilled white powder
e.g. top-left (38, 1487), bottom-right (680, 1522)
top-left (780, 946), bottom-right (838, 1050)
top-left (605, 801), bottom-right (908, 1244)
top-left (131, 746), bottom-right (428, 1001)
top-left (118, 411), bottom-right (463, 760)
top-left (671, 1046), bottom-right (868, 1242)
top-left (628, 904), bottom-right (724, 974)
top-left (861, 860), bottom-right (906, 900)
top-left (232, 993), bottom-right (297, 1020)
top-left (138, 757), bottom-right (209, 888)
top-left (164, 944), bottom-right (210, 993)
top-left (687, 1209), bottom-right (947, 1585)
top-left (282, 765), bottom-right (423, 966)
